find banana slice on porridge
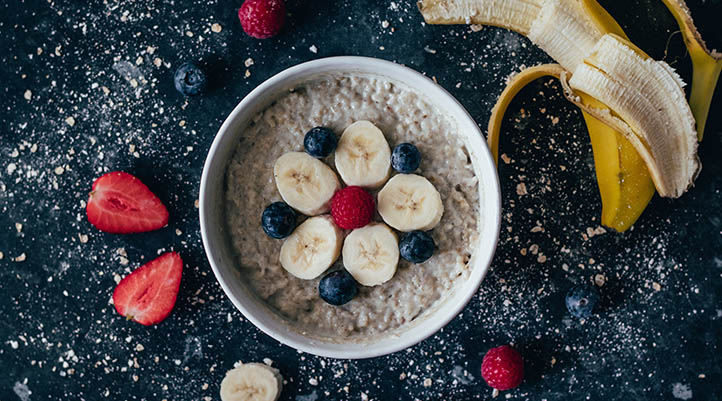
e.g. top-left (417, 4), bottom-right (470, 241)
top-left (273, 152), bottom-right (340, 216)
top-left (334, 120), bottom-right (392, 188)
top-left (220, 362), bottom-right (283, 401)
top-left (342, 223), bottom-right (400, 286)
top-left (377, 173), bottom-right (444, 232)
top-left (279, 215), bottom-right (343, 280)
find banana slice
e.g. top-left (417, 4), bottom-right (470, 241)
top-left (342, 223), bottom-right (399, 286)
top-left (377, 174), bottom-right (444, 232)
top-left (279, 215), bottom-right (342, 280)
top-left (220, 362), bottom-right (283, 401)
top-left (334, 120), bottom-right (391, 188)
top-left (273, 152), bottom-right (340, 216)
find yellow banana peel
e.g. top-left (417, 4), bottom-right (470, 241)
top-left (660, 0), bottom-right (722, 140)
top-left (488, 64), bottom-right (654, 231)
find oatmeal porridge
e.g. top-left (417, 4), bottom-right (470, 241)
top-left (224, 73), bottom-right (481, 339)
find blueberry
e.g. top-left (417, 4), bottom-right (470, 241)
top-left (174, 62), bottom-right (206, 96)
top-left (565, 284), bottom-right (600, 318)
top-left (399, 231), bottom-right (435, 263)
top-left (391, 143), bottom-right (421, 173)
top-left (261, 202), bottom-right (297, 239)
top-left (319, 270), bottom-right (358, 306)
top-left (303, 127), bottom-right (338, 158)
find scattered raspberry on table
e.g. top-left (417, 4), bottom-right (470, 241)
top-left (238, 0), bottom-right (286, 39)
top-left (481, 345), bottom-right (524, 390)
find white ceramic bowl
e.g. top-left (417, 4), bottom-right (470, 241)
top-left (199, 56), bottom-right (501, 359)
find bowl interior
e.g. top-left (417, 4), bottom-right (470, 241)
top-left (200, 57), bottom-right (501, 359)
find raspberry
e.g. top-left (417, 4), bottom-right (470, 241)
top-left (238, 0), bottom-right (286, 39)
top-left (481, 345), bottom-right (524, 390)
top-left (330, 186), bottom-right (375, 229)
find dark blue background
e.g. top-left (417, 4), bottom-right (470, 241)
top-left (2, 0), bottom-right (721, 400)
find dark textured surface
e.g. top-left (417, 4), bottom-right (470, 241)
top-left (1, 0), bottom-right (721, 400)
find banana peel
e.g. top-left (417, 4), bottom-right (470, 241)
top-left (660, 0), bottom-right (722, 140)
top-left (488, 64), bottom-right (654, 231)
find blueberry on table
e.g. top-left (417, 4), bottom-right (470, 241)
top-left (261, 202), bottom-right (297, 239)
top-left (391, 143), bottom-right (421, 173)
top-left (399, 230), bottom-right (435, 263)
top-left (565, 284), bottom-right (600, 318)
top-left (174, 62), bottom-right (206, 96)
top-left (319, 270), bottom-right (358, 306)
top-left (304, 127), bottom-right (338, 158)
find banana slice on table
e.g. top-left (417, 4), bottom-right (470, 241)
top-left (377, 174), bottom-right (444, 232)
top-left (274, 152), bottom-right (340, 216)
top-left (279, 215), bottom-right (342, 280)
top-left (220, 362), bottom-right (283, 401)
top-left (334, 120), bottom-right (391, 188)
top-left (342, 223), bottom-right (399, 286)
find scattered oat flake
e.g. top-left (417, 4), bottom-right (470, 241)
top-left (15, 223), bottom-right (22, 233)
top-left (652, 282), bottom-right (661, 291)
top-left (423, 378), bottom-right (432, 387)
top-left (0, 251), bottom-right (3, 260)
top-left (211, 23), bottom-right (222, 33)
top-left (244, 58), bottom-right (254, 67)
top-left (135, 56), bottom-right (143, 65)
top-left (14, 253), bottom-right (26, 262)
top-left (65, 116), bottom-right (75, 126)
top-left (146, 46), bottom-right (156, 54)
top-left (381, 20), bottom-right (390, 28)
top-left (501, 154), bottom-right (511, 164)
top-left (470, 24), bottom-right (484, 32)
top-left (153, 58), bottom-right (162, 67)
top-left (594, 274), bottom-right (606, 286)
top-left (308, 378), bottom-right (318, 386)
top-left (24, 90), bottom-right (32, 100)
top-left (79, 234), bottom-right (89, 243)
top-left (54, 166), bottom-right (65, 175)
top-left (309, 45), bottom-right (318, 53)
top-left (516, 183), bottom-right (527, 195)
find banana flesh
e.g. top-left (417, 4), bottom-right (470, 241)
top-left (377, 174), bottom-right (444, 232)
top-left (220, 362), bottom-right (283, 401)
top-left (417, 0), bottom-right (542, 35)
top-left (567, 34), bottom-right (700, 197)
top-left (342, 223), bottom-right (400, 286)
top-left (279, 215), bottom-right (343, 280)
top-left (661, 0), bottom-right (722, 140)
top-left (527, 0), bottom-right (603, 70)
top-left (487, 64), bottom-right (654, 231)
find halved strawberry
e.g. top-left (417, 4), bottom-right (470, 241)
top-left (112, 252), bottom-right (183, 326)
top-left (86, 171), bottom-right (169, 234)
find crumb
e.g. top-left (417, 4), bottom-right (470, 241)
top-left (516, 183), bottom-right (527, 195)
top-left (470, 24), bottom-right (483, 32)
top-left (309, 45), bottom-right (318, 53)
top-left (244, 58), bottom-right (254, 67)
top-left (15, 223), bottom-right (22, 233)
top-left (501, 154), bottom-right (511, 164)
top-left (54, 166), bottom-right (65, 175)
top-left (14, 253), bottom-right (27, 262)
top-left (423, 378), bottom-right (432, 387)
top-left (594, 274), bottom-right (606, 286)
top-left (211, 23), bottom-right (222, 33)
top-left (65, 116), bottom-right (75, 126)
top-left (78, 234), bottom-right (89, 243)
top-left (381, 20), bottom-right (389, 28)
top-left (24, 90), bottom-right (32, 100)
top-left (652, 282), bottom-right (661, 291)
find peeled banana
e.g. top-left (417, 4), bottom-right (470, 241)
top-left (420, 0), bottom-right (711, 230)
top-left (220, 362), bottom-right (283, 401)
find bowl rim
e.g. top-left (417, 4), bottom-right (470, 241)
top-left (199, 56), bottom-right (501, 359)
